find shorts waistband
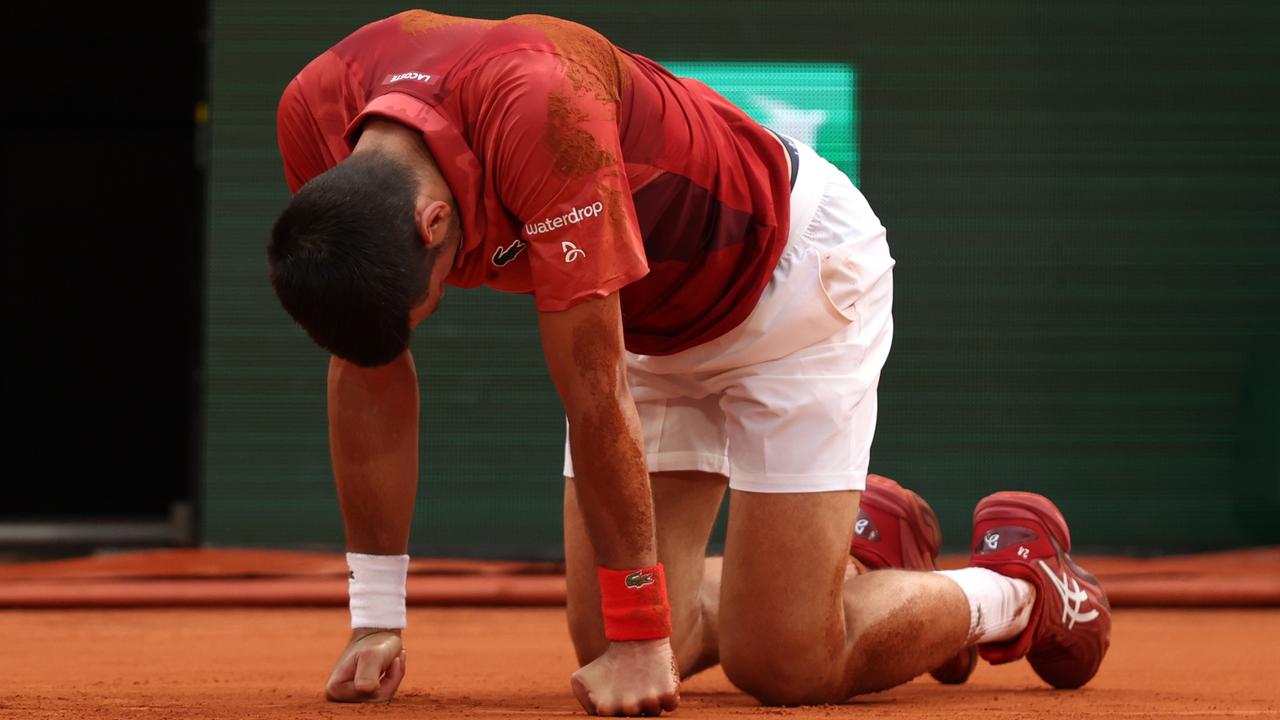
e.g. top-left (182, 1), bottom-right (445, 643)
top-left (766, 127), bottom-right (801, 190)
top-left (776, 135), bottom-right (829, 247)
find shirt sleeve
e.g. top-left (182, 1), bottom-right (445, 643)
top-left (276, 51), bottom-right (361, 194)
top-left (277, 78), bottom-right (325, 194)
top-left (470, 49), bottom-right (649, 312)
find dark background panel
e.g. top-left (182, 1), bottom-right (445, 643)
top-left (202, 1), bottom-right (1280, 555)
top-left (3, 4), bottom-right (206, 525)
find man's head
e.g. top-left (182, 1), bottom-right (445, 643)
top-left (269, 126), bottom-right (459, 367)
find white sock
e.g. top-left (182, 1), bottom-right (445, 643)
top-left (936, 567), bottom-right (1035, 644)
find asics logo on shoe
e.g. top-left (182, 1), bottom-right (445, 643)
top-left (625, 570), bottom-right (656, 589)
top-left (1039, 559), bottom-right (1100, 630)
top-left (854, 512), bottom-right (880, 542)
top-left (975, 525), bottom-right (1038, 554)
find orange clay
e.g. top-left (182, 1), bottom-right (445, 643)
top-left (2, 607), bottom-right (1277, 719)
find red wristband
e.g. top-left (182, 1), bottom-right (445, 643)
top-left (597, 564), bottom-right (672, 641)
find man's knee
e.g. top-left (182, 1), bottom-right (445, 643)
top-left (719, 625), bottom-right (845, 705)
top-left (717, 489), bottom-right (863, 704)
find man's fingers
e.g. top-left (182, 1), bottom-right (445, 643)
top-left (592, 696), bottom-right (632, 717)
top-left (326, 680), bottom-right (361, 703)
top-left (571, 674), bottom-right (598, 715)
top-left (635, 695), bottom-right (662, 716)
top-left (352, 647), bottom-right (384, 694)
top-left (330, 651), bottom-right (394, 703)
top-left (584, 695), bottom-right (650, 717)
top-left (370, 651), bottom-right (407, 703)
top-left (659, 687), bottom-right (679, 713)
top-left (324, 648), bottom-right (360, 701)
top-left (325, 634), bottom-right (406, 704)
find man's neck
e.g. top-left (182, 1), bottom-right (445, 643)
top-left (353, 118), bottom-right (447, 191)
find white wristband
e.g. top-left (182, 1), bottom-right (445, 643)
top-left (347, 552), bottom-right (409, 629)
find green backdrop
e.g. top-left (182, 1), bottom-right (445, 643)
top-left (205, 1), bottom-right (1280, 555)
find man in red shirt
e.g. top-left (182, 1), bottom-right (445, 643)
top-left (270, 10), bottom-right (1110, 715)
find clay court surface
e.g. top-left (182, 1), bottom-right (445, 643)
top-left (3, 607), bottom-right (1277, 720)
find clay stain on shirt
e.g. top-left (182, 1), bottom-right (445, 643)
top-left (398, 10), bottom-right (485, 34)
top-left (508, 14), bottom-right (628, 108)
top-left (546, 93), bottom-right (618, 179)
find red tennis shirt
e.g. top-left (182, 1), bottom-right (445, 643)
top-left (277, 10), bottom-right (792, 355)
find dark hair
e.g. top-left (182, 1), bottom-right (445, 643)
top-left (269, 152), bottom-right (435, 367)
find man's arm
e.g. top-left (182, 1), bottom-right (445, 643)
top-left (322, 350), bottom-right (418, 703)
top-left (328, 351), bottom-right (419, 554)
top-left (539, 292), bottom-right (679, 717)
top-left (538, 293), bottom-right (655, 569)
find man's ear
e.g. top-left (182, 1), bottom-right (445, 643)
top-left (416, 199), bottom-right (454, 251)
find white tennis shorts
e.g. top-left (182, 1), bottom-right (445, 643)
top-left (564, 138), bottom-right (895, 493)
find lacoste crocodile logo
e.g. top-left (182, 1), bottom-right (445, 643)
top-left (492, 239), bottom-right (527, 267)
top-left (625, 570), bottom-right (655, 589)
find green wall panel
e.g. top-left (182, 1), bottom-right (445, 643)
top-left (206, 1), bottom-right (1280, 555)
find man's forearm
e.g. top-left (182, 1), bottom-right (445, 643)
top-left (539, 293), bottom-right (658, 571)
top-left (566, 387), bottom-right (657, 570)
top-left (327, 351), bottom-right (420, 554)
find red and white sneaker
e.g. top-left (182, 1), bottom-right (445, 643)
top-left (852, 474), bottom-right (978, 685)
top-left (969, 491), bottom-right (1112, 689)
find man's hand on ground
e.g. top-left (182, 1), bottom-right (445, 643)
top-left (571, 638), bottom-right (680, 716)
top-left (324, 629), bottom-right (406, 703)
